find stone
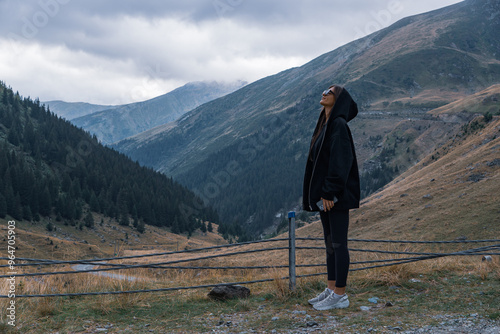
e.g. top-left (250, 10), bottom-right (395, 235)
top-left (360, 306), bottom-right (371, 311)
top-left (468, 173), bottom-right (485, 183)
top-left (482, 255), bottom-right (493, 262)
top-left (306, 321), bottom-right (319, 327)
top-left (208, 285), bottom-right (250, 301)
top-left (368, 297), bottom-right (379, 304)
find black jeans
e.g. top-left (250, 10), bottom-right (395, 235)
top-left (319, 209), bottom-right (350, 287)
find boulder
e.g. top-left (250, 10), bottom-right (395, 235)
top-left (208, 285), bottom-right (250, 300)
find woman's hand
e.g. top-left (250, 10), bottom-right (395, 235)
top-left (321, 198), bottom-right (335, 211)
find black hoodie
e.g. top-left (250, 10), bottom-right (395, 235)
top-left (302, 87), bottom-right (360, 212)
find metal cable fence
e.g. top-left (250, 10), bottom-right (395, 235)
top-left (1, 212), bottom-right (499, 298)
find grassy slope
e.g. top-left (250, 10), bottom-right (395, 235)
top-left (0, 214), bottom-right (225, 262)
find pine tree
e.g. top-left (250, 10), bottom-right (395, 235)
top-left (119, 212), bottom-right (129, 226)
top-left (0, 193), bottom-right (6, 218)
top-left (84, 212), bottom-right (94, 228)
top-left (23, 205), bottom-right (32, 221)
top-left (136, 220), bottom-right (145, 234)
top-left (12, 194), bottom-right (22, 220)
top-left (89, 191), bottom-right (100, 212)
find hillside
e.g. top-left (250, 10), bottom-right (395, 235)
top-left (298, 114), bottom-right (500, 243)
top-left (71, 80), bottom-right (247, 144)
top-left (0, 81), bottom-right (218, 238)
top-left (113, 0), bottom-right (500, 237)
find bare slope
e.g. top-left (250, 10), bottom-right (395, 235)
top-left (298, 115), bottom-right (500, 242)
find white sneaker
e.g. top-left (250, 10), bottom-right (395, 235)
top-left (313, 293), bottom-right (349, 310)
top-left (308, 288), bottom-right (331, 305)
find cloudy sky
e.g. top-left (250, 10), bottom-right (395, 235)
top-left (0, 0), bottom-right (462, 105)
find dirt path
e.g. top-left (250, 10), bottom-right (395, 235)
top-left (71, 263), bottom-right (138, 281)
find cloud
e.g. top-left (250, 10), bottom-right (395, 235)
top-left (0, 0), bottom-right (463, 104)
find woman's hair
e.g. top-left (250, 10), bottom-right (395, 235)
top-left (329, 85), bottom-right (344, 99)
top-left (309, 85), bottom-right (344, 157)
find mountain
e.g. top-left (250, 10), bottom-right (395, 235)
top-left (70, 80), bottom-right (247, 144)
top-left (113, 0), bottom-right (500, 237)
top-left (0, 81), bottom-right (219, 236)
top-left (43, 100), bottom-right (117, 120)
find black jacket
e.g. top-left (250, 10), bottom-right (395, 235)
top-left (302, 88), bottom-right (360, 212)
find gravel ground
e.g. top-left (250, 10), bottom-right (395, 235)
top-left (206, 310), bottom-right (499, 334)
top-left (40, 311), bottom-right (499, 333)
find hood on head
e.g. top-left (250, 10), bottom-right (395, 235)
top-left (329, 87), bottom-right (358, 123)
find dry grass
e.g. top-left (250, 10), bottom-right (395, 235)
top-left (5, 215), bottom-right (496, 307)
top-left (1, 232), bottom-right (498, 333)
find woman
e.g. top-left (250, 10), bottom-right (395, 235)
top-left (302, 85), bottom-right (360, 310)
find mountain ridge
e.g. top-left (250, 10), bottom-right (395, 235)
top-left (64, 80), bottom-right (247, 144)
top-left (42, 100), bottom-right (117, 120)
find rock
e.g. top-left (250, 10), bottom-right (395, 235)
top-left (468, 173), bottom-right (485, 183)
top-left (272, 317), bottom-right (279, 321)
top-left (422, 194), bottom-right (433, 199)
top-left (387, 326), bottom-right (402, 331)
top-left (360, 306), bottom-right (371, 311)
top-left (389, 286), bottom-right (400, 293)
top-left (208, 285), bottom-right (250, 301)
top-left (368, 297), bottom-right (379, 304)
top-left (482, 255), bottom-right (493, 262)
top-left (306, 321), bottom-right (319, 327)
top-left (487, 159), bottom-right (500, 167)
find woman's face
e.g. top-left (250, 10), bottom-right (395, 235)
top-left (320, 88), bottom-right (335, 108)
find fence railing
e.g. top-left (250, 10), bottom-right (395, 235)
top-left (1, 211), bottom-right (499, 298)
